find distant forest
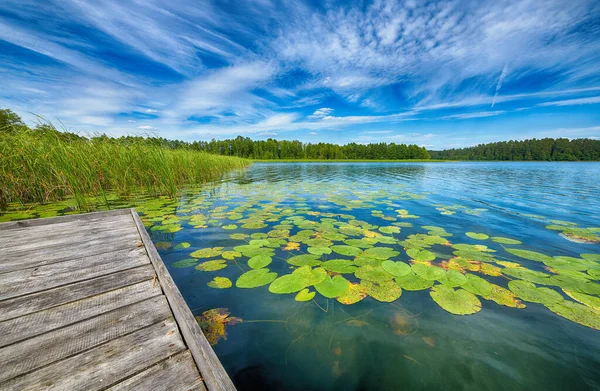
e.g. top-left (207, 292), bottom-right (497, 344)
top-left (429, 138), bottom-right (600, 161)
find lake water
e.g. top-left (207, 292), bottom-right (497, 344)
top-left (9, 162), bottom-right (598, 390)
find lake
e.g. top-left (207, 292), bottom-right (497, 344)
top-left (4, 161), bottom-right (598, 390)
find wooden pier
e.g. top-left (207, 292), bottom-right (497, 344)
top-left (0, 209), bottom-right (235, 391)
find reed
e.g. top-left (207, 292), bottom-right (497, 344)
top-left (0, 127), bottom-right (250, 210)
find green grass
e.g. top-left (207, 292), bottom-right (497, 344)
top-left (0, 128), bottom-right (250, 211)
top-left (252, 159), bottom-right (449, 163)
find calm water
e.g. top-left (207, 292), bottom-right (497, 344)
top-left (152, 162), bottom-right (600, 391)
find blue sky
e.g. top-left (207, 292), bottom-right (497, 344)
top-left (1, 0), bottom-right (600, 149)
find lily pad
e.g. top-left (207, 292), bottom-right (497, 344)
top-left (508, 280), bottom-right (563, 305)
top-left (269, 273), bottom-right (310, 294)
top-left (236, 268), bottom-right (278, 288)
top-left (336, 282), bottom-right (368, 305)
top-left (438, 270), bottom-right (467, 287)
top-left (506, 248), bottom-right (553, 263)
top-left (207, 277), bottom-right (232, 289)
top-left (462, 274), bottom-right (493, 296)
top-left (321, 259), bottom-right (358, 273)
top-left (315, 275), bottom-right (350, 298)
top-left (222, 251), bottom-right (242, 260)
top-left (412, 263), bottom-right (446, 281)
top-left (195, 259), bottom-right (227, 272)
top-left (482, 284), bottom-right (525, 308)
top-left (248, 255), bottom-right (272, 269)
top-left (491, 237), bottom-right (522, 245)
top-left (293, 266), bottom-right (328, 285)
top-left (331, 245), bottom-right (363, 257)
top-left (171, 258), bottom-right (197, 268)
top-left (295, 288), bottom-right (315, 302)
top-left (546, 300), bottom-right (600, 330)
top-left (430, 285), bottom-right (482, 315)
top-left (364, 247), bottom-right (400, 260)
top-left (564, 290), bottom-right (600, 310)
top-left (287, 254), bottom-right (322, 267)
top-left (173, 242), bottom-right (191, 250)
top-left (355, 265), bottom-right (394, 282)
top-left (190, 247), bottom-right (224, 259)
top-left (379, 226), bottom-right (401, 234)
top-left (308, 246), bottom-right (333, 255)
top-left (503, 267), bottom-right (551, 284)
top-left (466, 232), bottom-right (489, 240)
top-left (406, 248), bottom-right (436, 262)
top-left (381, 260), bottom-right (412, 277)
top-left (222, 224), bottom-right (238, 230)
top-left (395, 272), bottom-right (434, 291)
top-left (361, 280), bottom-right (402, 302)
top-left (582, 253), bottom-right (600, 262)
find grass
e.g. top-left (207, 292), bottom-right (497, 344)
top-left (252, 159), bottom-right (449, 163)
top-left (0, 128), bottom-right (250, 211)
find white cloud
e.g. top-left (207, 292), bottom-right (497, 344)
top-left (439, 111), bottom-right (506, 120)
top-left (537, 96), bottom-right (600, 107)
top-left (137, 125), bottom-right (155, 130)
top-left (145, 109), bottom-right (158, 113)
top-left (308, 108), bottom-right (334, 119)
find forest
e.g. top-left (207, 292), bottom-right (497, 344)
top-left (429, 138), bottom-right (600, 161)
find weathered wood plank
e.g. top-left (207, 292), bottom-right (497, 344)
top-left (0, 220), bottom-right (137, 251)
top-left (0, 295), bottom-right (171, 383)
top-left (107, 350), bottom-right (206, 391)
top-left (0, 279), bottom-right (162, 348)
top-left (0, 232), bottom-right (142, 273)
top-left (0, 247), bottom-right (149, 301)
top-left (0, 208), bottom-right (131, 231)
top-left (0, 265), bottom-right (155, 321)
top-left (0, 214), bottom-right (135, 245)
top-left (132, 210), bottom-right (236, 391)
top-left (0, 318), bottom-right (185, 391)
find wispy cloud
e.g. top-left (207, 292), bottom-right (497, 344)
top-left (537, 96), bottom-right (600, 107)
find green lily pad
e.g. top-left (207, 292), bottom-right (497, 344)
top-left (292, 266), bottom-right (328, 285)
top-left (307, 246), bottom-right (332, 255)
top-left (508, 280), bottom-right (563, 305)
top-left (315, 275), bottom-right (350, 298)
top-left (361, 280), bottom-right (402, 302)
top-left (466, 232), bottom-right (489, 240)
top-left (364, 247), bottom-right (400, 260)
top-left (395, 272), bottom-right (434, 291)
top-left (406, 248), bottom-right (436, 262)
top-left (462, 274), bottom-right (493, 296)
top-left (430, 285), bottom-right (482, 315)
top-left (503, 267), bottom-right (551, 284)
top-left (236, 268), bottom-right (278, 288)
top-left (379, 226), bottom-right (401, 234)
top-left (506, 248), bottom-right (553, 263)
top-left (438, 270), bottom-right (467, 287)
top-left (321, 259), bottom-right (358, 273)
top-left (355, 265), bottom-right (394, 282)
top-left (190, 247), bottom-right (224, 259)
top-left (171, 258), bottom-right (197, 268)
top-left (331, 245), bottom-right (363, 257)
top-left (546, 300), bottom-right (600, 330)
top-left (336, 282), bottom-right (368, 305)
top-left (248, 255), bottom-right (272, 269)
top-left (381, 260), bottom-right (412, 277)
top-left (588, 269), bottom-right (600, 279)
top-left (233, 245), bottom-right (275, 258)
top-left (411, 263), bottom-right (446, 281)
top-left (248, 239), bottom-right (270, 247)
top-left (229, 233), bottom-right (248, 240)
top-left (173, 242), bottom-right (191, 250)
top-left (269, 273), bottom-right (310, 294)
top-left (207, 277), bottom-right (232, 289)
top-left (491, 237), bottom-right (522, 245)
top-left (195, 259), bottom-right (227, 272)
top-left (287, 254), bottom-right (322, 267)
top-left (241, 221), bottom-right (267, 229)
top-left (222, 224), bottom-right (238, 230)
top-left (582, 253), bottom-right (600, 262)
top-left (295, 288), bottom-right (315, 302)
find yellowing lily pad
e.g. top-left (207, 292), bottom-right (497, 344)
top-left (362, 280), bottom-right (402, 302)
top-left (336, 282), bottom-right (368, 305)
top-left (207, 277), bottom-right (232, 289)
top-left (379, 226), bottom-right (401, 234)
top-left (190, 247), bottom-right (224, 259)
top-left (236, 268), bottom-right (278, 288)
top-left (430, 285), bottom-right (482, 315)
top-left (222, 250), bottom-right (242, 260)
top-left (222, 224), bottom-right (238, 230)
top-left (546, 300), bottom-right (600, 330)
top-left (315, 275), bottom-right (350, 298)
top-left (195, 259), bottom-right (227, 271)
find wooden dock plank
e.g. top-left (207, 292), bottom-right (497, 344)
top-left (0, 265), bottom-right (155, 322)
top-left (0, 279), bottom-right (162, 348)
top-left (107, 350), bottom-right (207, 391)
top-left (0, 318), bottom-right (186, 391)
top-left (0, 295), bottom-right (171, 383)
top-left (0, 247), bottom-right (149, 300)
top-left (0, 208), bottom-right (131, 231)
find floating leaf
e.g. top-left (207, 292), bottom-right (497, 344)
top-left (505, 248), bottom-right (553, 263)
top-left (171, 258), bottom-right (197, 268)
top-left (295, 288), bottom-right (315, 302)
top-left (336, 282), bottom-right (368, 305)
top-left (395, 272), bottom-right (434, 291)
top-left (236, 268), bottom-right (278, 288)
top-left (412, 263), bottom-right (446, 281)
top-left (173, 242), bottom-right (191, 250)
top-left (269, 273), bottom-right (310, 294)
top-left (508, 280), bottom-right (563, 305)
top-left (283, 242), bottom-right (301, 251)
top-left (195, 259), bottom-right (227, 271)
top-left (406, 248), bottom-right (436, 262)
top-left (503, 267), bottom-right (551, 284)
top-left (248, 255), bottom-right (272, 269)
top-left (379, 226), bottom-right (401, 234)
top-left (362, 280), bottom-right (402, 302)
top-left (564, 290), bottom-right (600, 310)
top-left (546, 301), bottom-right (600, 330)
top-left (287, 254), bottom-right (322, 267)
top-left (196, 308), bottom-right (242, 345)
top-left (233, 245), bottom-right (275, 258)
top-left (293, 266), bottom-right (328, 285)
top-left (438, 270), bottom-right (467, 287)
top-left (582, 253), bottom-right (600, 262)
top-left (321, 259), bottom-right (358, 273)
top-left (241, 221), bottom-right (267, 229)
top-left (381, 260), bottom-right (412, 277)
top-left (462, 274), bottom-right (493, 296)
top-left (308, 246), bottom-right (332, 255)
top-left (331, 245), bottom-right (363, 257)
top-left (315, 275), bottom-right (350, 298)
top-left (364, 247), bottom-right (400, 260)
top-left (482, 284), bottom-right (525, 308)
top-left (355, 265), bottom-right (394, 282)
top-left (229, 233), bottom-right (248, 240)
top-left (191, 247), bottom-right (224, 259)
top-left (344, 238), bottom-right (375, 248)
top-left (491, 237), bottom-right (522, 245)
top-left (222, 224), bottom-right (238, 230)
top-left (430, 285), bottom-right (482, 315)
top-left (208, 277), bottom-right (232, 289)
top-left (466, 232), bottom-right (489, 240)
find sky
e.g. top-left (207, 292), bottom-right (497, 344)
top-left (1, 0), bottom-right (600, 149)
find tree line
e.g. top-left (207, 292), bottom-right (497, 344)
top-left (429, 138), bottom-right (600, 161)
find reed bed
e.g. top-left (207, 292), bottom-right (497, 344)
top-left (0, 128), bottom-right (250, 210)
